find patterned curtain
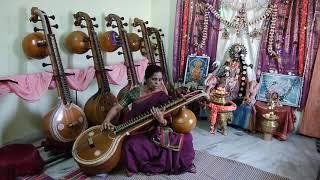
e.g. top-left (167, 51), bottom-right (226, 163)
top-left (299, 46), bottom-right (320, 138)
top-left (173, 0), bottom-right (220, 81)
top-left (300, 0), bottom-right (320, 107)
top-left (172, 0), bottom-right (320, 108)
top-left (256, 0), bottom-right (300, 76)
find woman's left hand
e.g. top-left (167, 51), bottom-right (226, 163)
top-left (151, 107), bottom-right (166, 124)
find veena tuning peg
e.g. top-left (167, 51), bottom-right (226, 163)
top-left (86, 55), bottom-right (93, 59)
top-left (34, 27), bottom-right (43, 32)
top-left (42, 62), bottom-right (52, 67)
top-left (48, 15), bottom-right (55, 20)
top-left (51, 24), bottom-right (58, 29)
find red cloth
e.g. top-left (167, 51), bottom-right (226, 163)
top-left (255, 101), bottom-right (296, 140)
top-left (0, 144), bottom-right (44, 180)
top-left (208, 102), bottom-right (237, 134)
top-left (298, 0), bottom-right (308, 75)
top-left (41, 138), bottom-right (73, 153)
top-left (179, 0), bottom-right (190, 80)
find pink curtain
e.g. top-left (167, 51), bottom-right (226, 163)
top-left (299, 46), bottom-right (320, 138)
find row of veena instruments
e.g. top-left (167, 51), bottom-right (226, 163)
top-left (21, 8), bottom-right (201, 175)
top-left (21, 7), bottom-right (173, 141)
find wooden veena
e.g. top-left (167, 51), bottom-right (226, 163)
top-left (148, 27), bottom-right (175, 95)
top-left (72, 91), bottom-right (208, 175)
top-left (132, 18), bottom-right (156, 65)
top-left (104, 14), bottom-right (140, 101)
top-left (68, 12), bottom-right (119, 126)
top-left (29, 7), bottom-right (87, 142)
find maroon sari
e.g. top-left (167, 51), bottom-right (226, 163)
top-left (121, 91), bottom-right (196, 175)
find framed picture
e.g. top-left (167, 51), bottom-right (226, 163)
top-left (256, 72), bottom-right (303, 107)
top-left (183, 55), bottom-right (210, 88)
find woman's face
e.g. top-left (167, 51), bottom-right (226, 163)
top-left (146, 72), bottom-right (163, 91)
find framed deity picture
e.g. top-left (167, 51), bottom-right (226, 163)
top-left (256, 72), bottom-right (303, 107)
top-left (183, 55), bottom-right (210, 88)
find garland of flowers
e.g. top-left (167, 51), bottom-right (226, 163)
top-left (196, 2), bottom-right (279, 60)
top-left (266, 4), bottom-right (279, 61)
top-left (220, 0), bottom-right (270, 11)
top-left (206, 3), bottom-right (273, 29)
top-left (196, 10), bottom-right (209, 53)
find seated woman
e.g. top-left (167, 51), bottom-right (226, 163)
top-left (102, 65), bottom-right (196, 176)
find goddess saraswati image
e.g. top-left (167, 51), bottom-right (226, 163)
top-left (183, 55), bottom-right (210, 87)
top-left (191, 60), bottom-right (203, 81)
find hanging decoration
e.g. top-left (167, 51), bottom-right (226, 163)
top-left (196, 1), bottom-right (279, 62)
top-left (220, 0), bottom-right (270, 11)
top-left (266, 4), bottom-right (279, 61)
top-left (249, 28), bottom-right (262, 40)
top-left (195, 10), bottom-right (209, 54)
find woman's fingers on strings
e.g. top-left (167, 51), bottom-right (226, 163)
top-left (108, 124), bottom-right (114, 130)
top-left (101, 122), bottom-right (114, 131)
top-left (151, 107), bottom-right (156, 115)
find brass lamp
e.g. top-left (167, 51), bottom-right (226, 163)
top-left (260, 101), bottom-right (279, 140)
top-left (209, 87), bottom-right (236, 135)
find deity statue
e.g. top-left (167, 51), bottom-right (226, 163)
top-left (204, 43), bottom-right (258, 132)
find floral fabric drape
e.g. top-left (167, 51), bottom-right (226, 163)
top-left (173, 0), bottom-right (319, 108)
top-left (173, 0), bottom-right (220, 81)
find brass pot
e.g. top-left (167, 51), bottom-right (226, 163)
top-left (211, 92), bottom-right (228, 105)
top-left (260, 113), bottom-right (279, 134)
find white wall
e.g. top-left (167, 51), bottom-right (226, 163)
top-left (0, 0), bottom-right (157, 145)
top-left (151, 0), bottom-right (177, 84)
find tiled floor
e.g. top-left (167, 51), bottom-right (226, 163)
top-left (36, 120), bottom-right (320, 180)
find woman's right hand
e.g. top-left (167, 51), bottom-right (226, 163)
top-left (102, 120), bottom-right (115, 131)
top-left (101, 103), bottom-right (123, 131)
